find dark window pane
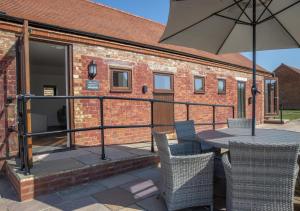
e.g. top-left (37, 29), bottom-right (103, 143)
top-left (195, 77), bottom-right (204, 92)
top-left (218, 79), bottom-right (226, 93)
top-left (113, 71), bottom-right (129, 87)
top-left (154, 74), bottom-right (172, 90)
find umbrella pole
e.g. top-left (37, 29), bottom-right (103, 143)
top-left (252, 0), bottom-right (257, 136)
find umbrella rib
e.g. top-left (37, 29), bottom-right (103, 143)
top-left (257, 0), bottom-right (300, 47)
top-left (160, 0), bottom-right (245, 43)
top-left (233, 0), bottom-right (252, 22)
top-left (216, 0), bottom-right (252, 54)
top-left (257, 0), bottom-right (300, 24)
top-left (256, 0), bottom-right (274, 22)
top-left (214, 14), bottom-right (251, 25)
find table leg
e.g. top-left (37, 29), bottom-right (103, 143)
top-left (214, 148), bottom-right (227, 198)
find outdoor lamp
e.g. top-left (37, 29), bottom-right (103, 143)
top-left (88, 60), bottom-right (97, 80)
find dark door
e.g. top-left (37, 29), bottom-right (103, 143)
top-left (265, 79), bottom-right (279, 115)
top-left (153, 93), bottom-right (174, 133)
top-left (153, 72), bottom-right (174, 133)
top-left (237, 81), bottom-right (246, 118)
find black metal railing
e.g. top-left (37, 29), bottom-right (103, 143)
top-left (17, 95), bottom-right (234, 175)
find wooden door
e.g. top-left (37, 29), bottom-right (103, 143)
top-left (153, 93), bottom-right (174, 133)
top-left (19, 20), bottom-right (33, 166)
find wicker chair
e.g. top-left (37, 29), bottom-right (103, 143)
top-left (153, 132), bottom-right (214, 211)
top-left (175, 120), bottom-right (213, 152)
top-left (222, 142), bottom-right (299, 211)
top-left (227, 118), bottom-right (252, 128)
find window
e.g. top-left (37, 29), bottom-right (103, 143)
top-left (43, 85), bottom-right (56, 96)
top-left (194, 76), bottom-right (205, 93)
top-left (154, 73), bottom-right (173, 92)
top-left (218, 79), bottom-right (226, 94)
top-left (110, 68), bottom-right (132, 92)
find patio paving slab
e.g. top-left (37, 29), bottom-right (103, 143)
top-left (57, 180), bottom-right (107, 201)
top-left (35, 193), bottom-right (64, 206)
top-left (120, 179), bottom-right (159, 200)
top-left (128, 166), bottom-right (161, 182)
top-left (6, 198), bottom-right (55, 211)
top-left (99, 173), bottom-right (139, 189)
top-left (73, 153), bottom-right (106, 165)
top-left (29, 158), bottom-right (86, 177)
top-left (119, 204), bottom-right (145, 211)
top-left (33, 148), bottom-right (92, 162)
top-left (136, 195), bottom-right (168, 211)
top-left (92, 187), bottom-right (136, 210)
top-left (52, 196), bottom-right (109, 211)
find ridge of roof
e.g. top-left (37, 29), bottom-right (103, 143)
top-left (236, 54), bottom-right (268, 73)
top-left (85, 0), bottom-right (165, 27)
top-left (276, 63), bottom-right (300, 74)
top-left (0, 0), bottom-right (270, 74)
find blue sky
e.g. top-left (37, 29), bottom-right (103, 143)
top-left (95, 0), bottom-right (300, 72)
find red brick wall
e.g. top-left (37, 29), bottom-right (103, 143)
top-left (72, 44), bottom-right (265, 147)
top-left (0, 30), bottom-right (18, 170)
top-left (275, 65), bottom-right (300, 110)
top-left (0, 29), bottom-right (266, 170)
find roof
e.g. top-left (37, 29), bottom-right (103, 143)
top-left (0, 0), bottom-right (268, 73)
top-left (275, 64), bottom-right (300, 75)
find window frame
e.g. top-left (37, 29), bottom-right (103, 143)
top-left (153, 72), bottom-right (174, 93)
top-left (194, 76), bottom-right (205, 94)
top-left (110, 67), bottom-right (132, 93)
top-left (218, 79), bottom-right (226, 95)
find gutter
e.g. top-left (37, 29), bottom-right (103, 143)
top-left (0, 13), bottom-right (270, 75)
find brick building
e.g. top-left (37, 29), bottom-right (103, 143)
top-left (274, 64), bottom-right (300, 110)
top-left (0, 0), bottom-right (274, 170)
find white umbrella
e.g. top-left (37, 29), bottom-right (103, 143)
top-left (160, 0), bottom-right (300, 136)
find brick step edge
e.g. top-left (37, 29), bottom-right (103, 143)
top-left (5, 156), bottom-right (160, 201)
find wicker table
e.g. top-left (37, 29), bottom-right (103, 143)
top-left (199, 128), bottom-right (300, 149)
top-left (199, 128), bottom-right (300, 196)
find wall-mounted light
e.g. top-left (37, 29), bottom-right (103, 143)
top-left (88, 60), bottom-right (97, 80)
top-left (142, 85), bottom-right (148, 94)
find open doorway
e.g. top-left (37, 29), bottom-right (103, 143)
top-left (29, 40), bottom-right (70, 154)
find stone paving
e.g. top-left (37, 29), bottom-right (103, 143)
top-left (1, 121), bottom-right (300, 211)
top-left (0, 165), bottom-right (225, 211)
top-left (258, 119), bottom-right (300, 132)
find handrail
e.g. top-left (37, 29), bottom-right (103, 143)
top-left (18, 95), bottom-right (234, 107)
top-left (17, 94), bottom-right (234, 175)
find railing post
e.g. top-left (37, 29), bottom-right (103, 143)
top-left (150, 100), bottom-right (154, 153)
top-left (21, 95), bottom-right (30, 175)
top-left (212, 105), bottom-right (216, 130)
top-left (17, 97), bottom-right (23, 159)
top-left (186, 104), bottom-right (190, 120)
top-left (100, 97), bottom-right (106, 160)
top-left (280, 104), bottom-right (283, 124)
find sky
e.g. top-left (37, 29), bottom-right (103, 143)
top-left (95, 0), bottom-right (300, 72)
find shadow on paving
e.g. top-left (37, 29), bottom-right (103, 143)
top-left (0, 166), bottom-right (227, 211)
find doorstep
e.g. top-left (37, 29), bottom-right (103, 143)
top-left (4, 142), bottom-right (163, 201)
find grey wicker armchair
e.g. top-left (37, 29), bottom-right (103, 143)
top-left (175, 120), bottom-right (213, 152)
top-left (222, 142), bottom-right (299, 211)
top-left (227, 118), bottom-right (251, 128)
top-left (153, 132), bottom-right (214, 211)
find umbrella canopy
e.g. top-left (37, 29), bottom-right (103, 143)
top-left (160, 0), bottom-right (300, 54)
top-left (160, 0), bottom-right (300, 135)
